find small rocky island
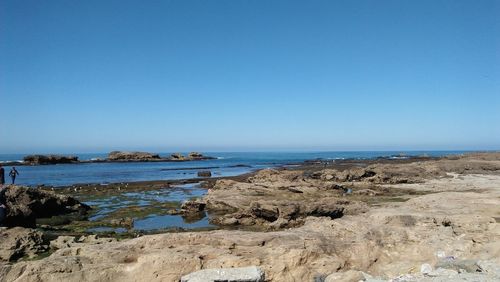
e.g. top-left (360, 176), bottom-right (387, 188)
top-left (23, 155), bottom-right (79, 165)
top-left (107, 151), bottom-right (215, 162)
top-left (7, 151), bottom-right (215, 166)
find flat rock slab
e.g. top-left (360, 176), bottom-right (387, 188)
top-left (181, 266), bottom-right (265, 282)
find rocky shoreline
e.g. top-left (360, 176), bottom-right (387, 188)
top-left (1, 152), bottom-right (500, 281)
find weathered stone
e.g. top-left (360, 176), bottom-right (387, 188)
top-left (325, 270), bottom-right (365, 282)
top-left (477, 260), bottom-right (500, 275)
top-left (50, 235), bottom-right (116, 250)
top-left (427, 267), bottom-right (459, 277)
top-left (0, 227), bottom-right (47, 261)
top-left (181, 266), bottom-right (265, 282)
top-left (180, 200), bottom-right (206, 213)
top-left (49, 236), bottom-right (76, 250)
top-left (421, 263), bottom-right (433, 274)
top-left (108, 217), bottom-right (134, 228)
top-left (435, 259), bottom-right (482, 273)
top-left (2, 186), bottom-right (90, 227)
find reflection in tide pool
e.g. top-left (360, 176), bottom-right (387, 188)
top-left (87, 227), bottom-right (128, 233)
top-left (134, 213), bottom-right (213, 231)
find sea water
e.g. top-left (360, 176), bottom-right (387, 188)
top-left (0, 151), bottom-right (472, 187)
top-left (0, 151), bottom-right (475, 232)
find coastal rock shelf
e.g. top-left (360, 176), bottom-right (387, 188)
top-left (1, 153), bottom-right (500, 281)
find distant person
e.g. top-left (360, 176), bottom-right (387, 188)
top-left (0, 182), bottom-right (6, 225)
top-left (9, 167), bottom-right (19, 185)
top-left (0, 165), bottom-right (4, 187)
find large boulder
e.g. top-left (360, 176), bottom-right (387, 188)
top-left (23, 155), bottom-right (79, 165)
top-left (1, 186), bottom-right (90, 228)
top-left (107, 151), bottom-right (161, 161)
top-left (0, 227), bottom-right (47, 261)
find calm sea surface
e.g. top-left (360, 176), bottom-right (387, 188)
top-left (0, 151), bottom-right (472, 187)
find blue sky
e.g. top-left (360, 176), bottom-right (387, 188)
top-left (1, 0), bottom-right (499, 153)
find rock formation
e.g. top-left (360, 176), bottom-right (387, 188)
top-left (23, 155), bottom-right (79, 165)
top-left (107, 151), bottom-right (161, 161)
top-left (170, 152), bottom-right (215, 161)
top-left (197, 170), bottom-right (212, 177)
top-left (204, 169), bottom-right (367, 229)
top-left (181, 266), bottom-right (265, 282)
top-left (0, 227), bottom-right (47, 262)
top-left (1, 186), bottom-right (90, 227)
top-left (170, 153), bottom-right (186, 160)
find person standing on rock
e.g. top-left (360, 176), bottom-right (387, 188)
top-left (0, 178), bottom-right (6, 225)
top-left (0, 165), bottom-right (5, 187)
top-left (9, 167), bottom-right (19, 185)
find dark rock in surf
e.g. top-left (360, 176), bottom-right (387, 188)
top-left (197, 171), bottom-right (212, 177)
top-left (23, 155), bottom-right (79, 165)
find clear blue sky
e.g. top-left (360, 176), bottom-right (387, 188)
top-left (1, 0), bottom-right (499, 153)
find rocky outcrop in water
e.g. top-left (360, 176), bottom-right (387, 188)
top-left (197, 170), bottom-right (212, 177)
top-left (170, 152), bottom-right (215, 161)
top-left (1, 186), bottom-right (90, 228)
top-left (14, 151), bottom-right (216, 166)
top-left (107, 151), bottom-right (215, 162)
top-left (107, 151), bottom-right (161, 161)
top-left (23, 155), bottom-right (79, 165)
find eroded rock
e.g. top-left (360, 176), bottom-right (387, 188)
top-left (2, 186), bottom-right (90, 227)
top-left (205, 172), bottom-right (367, 229)
top-left (0, 227), bottom-right (47, 261)
top-left (181, 266), bottom-right (265, 282)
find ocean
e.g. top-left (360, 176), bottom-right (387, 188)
top-left (0, 151), bottom-right (472, 187)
